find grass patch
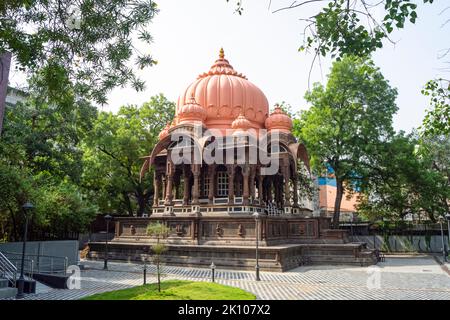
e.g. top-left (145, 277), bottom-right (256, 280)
top-left (81, 280), bottom-right (256, 300)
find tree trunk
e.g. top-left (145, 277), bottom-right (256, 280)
top-left (135, 188), bottom-right (146, 217)
top-left (157, 260), bottom-right (161, 292)
top-left (332, 178), bottom-right (344, 229)
top-left (122, 192), bottom-right (134, 216)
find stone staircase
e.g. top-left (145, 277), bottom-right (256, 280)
top-left (0, 278), bottom-right (17, 299)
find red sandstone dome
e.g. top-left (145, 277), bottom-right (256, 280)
top-left (265, 105), bottom-right (293, 133)
top-left (177, 95), bottom-right (207, 124)
top-left (176, 48), bottom-right (269, 130)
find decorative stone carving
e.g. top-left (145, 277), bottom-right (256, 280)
top-left (176, 224), bottom-right (184, 236)
top-left (130, 225), bottom-right (136, 236)
top-left (238, 224), bottom-right (245, 237)
top-left (216, 224), bottom-right (223, 237)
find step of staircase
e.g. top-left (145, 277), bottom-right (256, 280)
top-left (0, 279), bottom-right (17, 299)
top-left (0, 278), bottom-right (8, 288)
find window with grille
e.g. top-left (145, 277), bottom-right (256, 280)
top-left (217, 171), bottom-right (228, 197)
top-left (203, 175), bottom-right (210, 197)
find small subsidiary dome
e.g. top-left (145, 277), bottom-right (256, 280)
top-left (265, 105), bottom-right (293, 133)
top-left (158, 122), bottom-right (171, 140)
top-left (177, 95), bottom-right (207, 124)
top-left (231, 113), bottom-right (252, 132)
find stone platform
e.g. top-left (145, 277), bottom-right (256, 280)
top-left (87, 215), bottom-right (377, 271)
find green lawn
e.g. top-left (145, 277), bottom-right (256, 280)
top-left (81, 280), bottom-right (256, 300)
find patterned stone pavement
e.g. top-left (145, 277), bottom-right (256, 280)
top-left (3, 255), bottom-right (450, 300)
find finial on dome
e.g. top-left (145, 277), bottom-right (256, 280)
top-left (219, 47), bottom-right (225, 59)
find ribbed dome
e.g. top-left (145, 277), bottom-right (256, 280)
top-left (177, 49), bottom-right (269, 130)
top-left (265, 105), bottom-right (293, 133)
top-left (178, 96), bottom-right (207, 124)
top-left (158, 122), bottom-right (171, 140)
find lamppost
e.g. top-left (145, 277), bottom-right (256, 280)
top-left (210, 262), bottom-right (216, 283)
top-left (446, 213), bottom-right (450, 254)
top-left (16, 202), bottom-right (34, 299)
top-left (252, 211), bottom-right (261, 281)
top-left (103, 214), bottom-right (112, 270)
top-left (438, 216), bottom-right (447, 262)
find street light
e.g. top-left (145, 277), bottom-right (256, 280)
top-left (103, 214), bottom-right (113, 270)
top-left (438, 216), bottom-right (447, 262)
top-left (210, 262), bottom-right (216, 283)
top-left (16, 202), bottom-right (34, 299)
top-left (252, 211), bottom-right (261, 281)
top-left (446, 213), bottom-right (450, 253)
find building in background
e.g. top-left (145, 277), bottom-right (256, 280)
top-left (6, 86), bottom-right (27, 107)
top-left (318, 175), bottom-right (360, 222)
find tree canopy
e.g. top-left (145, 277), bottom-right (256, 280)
top-left (294, 55), bottom-right (398, 227)
top-left (82, 94), bottom-right (175, 217)
top-left (1, 0), bottom-right (159, 106)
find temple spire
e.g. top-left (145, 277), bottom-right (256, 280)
top-left (219, 47), bottom-right (225, 59)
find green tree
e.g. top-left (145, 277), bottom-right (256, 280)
top-left (421, 79), bottom-right (450, 136)
top-left (0, 91), bottom-right (98, 240)
top-left (146, 221), bottom-right (170, 293)
top-left (294, 55), bottom-right (398, 228)
top-left (358, 133), bottom-right (449, 222)
top-left (1, 0), bottom-right (158, 105)
top-left (228, 0), bottom-right (435, 59)
top-left (82, 94), bottom-right (175, 216)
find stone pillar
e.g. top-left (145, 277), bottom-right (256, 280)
top-left (165, 174), bottom-right (173, 205)
top-left (165, 161), bottom-right (174, 205)
top-left (283, 165), bottom-right (291, 207)
top-left (258, 172), bottom-right (264, 205)
top-left (208, 165), bottom-right (215, 204)
top-left (242, 166), bottom-right (250, 206)
top-left (153, 173), bottom-right (160, 207)
top-left (161, 176), bottom-right (166, 200)
top-left (192, 164), bottom-right (200, 205)
top-left (183, 166), bottom-right (190, 205)
top-left (227, 165), bottom-right (235, 205)
top-left (249, 166), bottom-right (256, 202)
top-left (293, 177), bottom-right (299, 208)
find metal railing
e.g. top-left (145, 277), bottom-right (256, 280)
top-left (1, 251), bottom-right (68, 275)
top-left (0, 251), bottom-right (17, 287)
top-left (7, 257), bottom-right (35, 280)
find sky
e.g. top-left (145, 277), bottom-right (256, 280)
top-left (8, 0), bottom-right (450, 133)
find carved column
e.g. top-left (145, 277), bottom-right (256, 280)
top-left (183, 166), bottom-right (190, 205)
top-left (293, 177), bottom-right (299, 208)
top-left (242, 165), bottom-right (250, 206)
top-left (258, 170), bottom-right (264, 206)
top-left (161, 176), bottom-right (166, 200)
top-left (165, 162), bottom-right (174, 205)
top-left (165, 174), bottom-right (174, 205)
top-left (227, 165), bottom-right (235, 205)
top-left (249, 166), bottom-right (256, 202)
top-left (208, 165), bottom-right (215, 204)
top-left (192, 164), bottom-right (200, 205)
top-left (153, 173), bottom-right (160, 207)
top-left (283, 165), bottom-right (291, 207)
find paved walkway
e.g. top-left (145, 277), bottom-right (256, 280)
top-left (4, 255), bottom-right (450, 300)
